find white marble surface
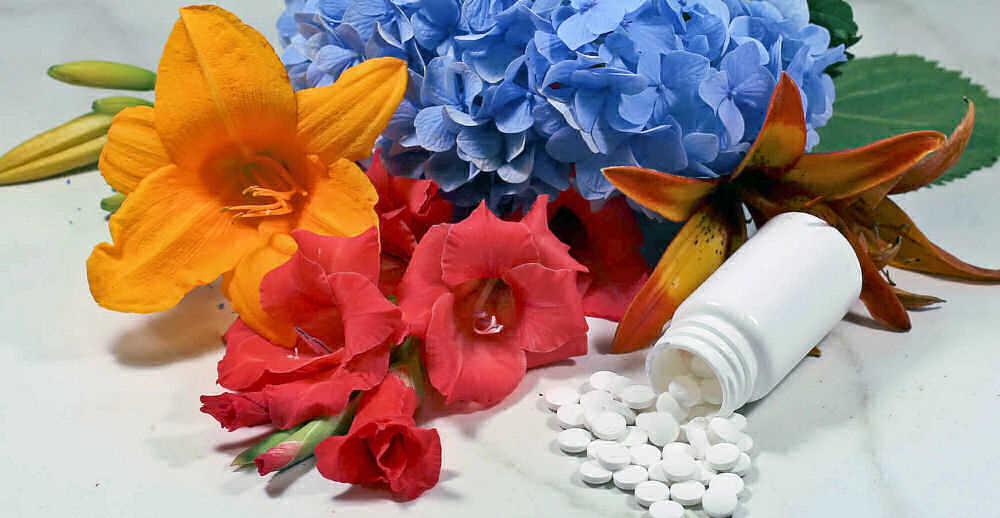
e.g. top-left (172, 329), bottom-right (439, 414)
top-left (1, 1), bottom-right (999, 516)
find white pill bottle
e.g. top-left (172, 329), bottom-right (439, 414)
top-left (646, 212), bottom-right (863, 416)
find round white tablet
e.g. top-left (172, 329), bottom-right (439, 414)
top-left (655, 392), bottom-right (688, 422)
top-left (661, 451), bottom-right (697, 482)
top-left (596, 443), bottom-right (631, 471)
top-left (730, 452), bottom-right (752, 476)
top-left (619, 426), bottom-right (649, 447)
top-left (700, 377), bottom-right (723, 405)
top-left (556, 403), bottom-right (585, 429)
top-left (688, 354), bottom-right (715, 378)
top-left (662, 442), bottom-right (694, 458)
top-left (591, 411), bottom-right (627, 440)
top-left (579, 460), bottom-right (612, 485)
top-left (579, 389), bottom-right (613, 412)
top-left (698, 459), bottom-right (718, 484)
top-left (557, 428), bottom-right (592, 454)
top-left (737, 434), bottom-right (754, 453)
top-left (629, 443), bottom-right (662, 468)
top-left (605, 399), bottom-right (637, 425)
top-left (621, 384), bottom-right (657, 409)
top-left (588, 371), bottom-right (619, 392)
top-left (609, 375), bottom-right (633, 397)
top-left (544, 386), bottom-right (579, 410)
top-left (667, 376), bottom-right (702, 408)
top-left (708, 417), bottom-right (742, 444)
top-left (728, 413), bottom-right (748, 431)
top-left (648, 500), bottom-right (685, 518)
top-left (637, 412), bottom-right (679, 446)
top-left (684, 425), bottom-right (711, 459)
top-left (702, 487), bottom-right (739, 517)
top-left (710, 472), bottom-right (745, 496)
top-left (634, 480), bottom-right (670, 507)
top-left (706, 443), bottom-right (741, 471)
top-left (648, 461), bottom-right (669, 483)
top-left (612, 465), bottom-right (648, 491)
top-left (669, 480), bottom-right (705, 506)
top-left (587, 439), bottom-right (617, 459)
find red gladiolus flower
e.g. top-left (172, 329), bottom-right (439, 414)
top-left (396, 196), bottom-right (590, 407)
top-left (202, 228), bottom-right (407, 430)
top-left (548, 189), bottom-right (650, 322)
top-left (365, 152), bottom-right (453, 296)
top-left (315, 372), bottom-right (441, 501)
top-left (199, 392), bottom-right (270, 431)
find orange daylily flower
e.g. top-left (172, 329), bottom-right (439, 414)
top-left (87, 6), bottom-right (408, 346)
top-left (604, 72), bottom-right (998, 353)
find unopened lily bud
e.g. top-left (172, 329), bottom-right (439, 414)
top-left (101, 193), bottom-right (126, 214)
top-left (0, 112), bottom-right (113, 173)
top-left (0, 136), bottom-right (105, 185)
top-left (48, 60), bottom-right (156, 90)
top-left (92, 96), bottom-right (153, 115)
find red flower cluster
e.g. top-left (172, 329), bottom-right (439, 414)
top-left (202, 154), bottom-right (651, 500)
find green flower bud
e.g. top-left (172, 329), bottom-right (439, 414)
top-left (92, 96), bottom-right (153, 115)
top-left (0, 112), bottom-right (113, 174)
top-left (100, 193), bottom-right (126, 214)
top-left (0, 136), bottom-right (105, 186)
top-left (48, 61), bottom-right (156, 91)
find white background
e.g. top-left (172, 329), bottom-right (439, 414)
top-left (1, 1), bottom-right (999, 516)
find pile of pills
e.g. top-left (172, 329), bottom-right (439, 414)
top-left (542, 370), bottom-right (755, 518)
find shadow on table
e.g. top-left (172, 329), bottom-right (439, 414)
top-left (328, 469), bottom-right (462, 503)
top-left (111, 283), bottom-right (231, 367)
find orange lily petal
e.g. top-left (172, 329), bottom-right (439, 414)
top-left (731, 73), bottom-right (807, 179)
top-left (892, 287), bottom-right (945, 309)
top-left (99, 106), bottom-right (171, 194)
top-left (873, 198), bottom-right (1000, 281)
top-left (602, 166), bottom-right (719, 222)
top-left (782, 131), bottom-right (945, 201)
top-left (295, 57), bottom-right (409, 163)
top-left (295, 157), bottom-right (380, 237)
top-left (154, 5), bottom-right (298, 173)
top-left (87, 165), bottom-right (264, 312)
top-left (891, 99), bottom-right (976, 194)
top-left (611, 201), bottom-right (743, 353)
top-left (223, 233), bottom-right (299, 347)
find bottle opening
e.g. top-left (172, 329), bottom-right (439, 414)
top-left (647, 347), bottom-right (724, 418)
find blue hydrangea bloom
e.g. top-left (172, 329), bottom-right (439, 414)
top-left (278, 0), bottom-right (846, 213)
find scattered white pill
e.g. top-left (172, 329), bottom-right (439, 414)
top-left (629, 443), bottom-right (662, 468)
top-left (730, 453), bottom-right (752, 476)
top-left (579, 460), bottom-right (612, 485)
top-left (587, 439), bottom-right (617, 459)
top-left (648, 461), bottom-right (668, 482)
top-left (621, 384), bottom-right (657, 409)
top-left (596, 443), bottom-right (631, 471)
top-left (702, 487), bottom-right (739, 517)
top-left (708, 417), bottom-right (743, 444)
top-left (588, 371), bottom-right (619, 392)
top-left (639, 412), bottom-right (680, 446)
top-left (684, 425), bottom-right (711, 459)
top-left (610, 375), bottom-right (633, 397)
top-left (556, 403), bottom-right (586, 429)
top-left (619, 426), bottom-right (649, 447)
top-left (545, 386), bottom-right (579, 410)
top-left (698, 459), bottom-right (718, 484)
top-left (668, 376), bottom-right (702, 408)
top-left (580, 390), bottom-right (613, 412)
top-left (655, 392), bottom-right (688, 422)
top-left (688, 354), bottom-right (715, 378)
top-left (700, 377), bottom-right (723, 405)
top-left (662, 442), bottom-right (695, 458)
top-left (635, 480), bottom-right (670, 507)
top-left (661, 451), bottom-right (698, 482)
top-left (670, 480), bottom-right (706, 506)
top-left (613, 465), bottom-right (648, 490)
top-left (728, 413), bottom-right (747, 431)
top-left (706, 443), bottom-right (741, 471)
top-left (649, 500), bottom-right (685, 518)
top-left (736, 434), bottom-right (754, 453)
top-left (557, 428), bottom-right (592, 454)
top-left (591, 411), bottom-right (627, 440)
top-left (710, 472), bottom-right (745, 496)
top-left (605, 399), bottom-right (638, 425)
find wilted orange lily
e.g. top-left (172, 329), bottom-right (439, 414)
top-left (87, 5), bottom-right (408, 346)
top-left (604, 72), bottom-right (998, 353)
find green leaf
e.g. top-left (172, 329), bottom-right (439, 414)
top-left (815, 55), bottom-right (1000, 186)
top-left (809, 0), bottom-right (862, 51)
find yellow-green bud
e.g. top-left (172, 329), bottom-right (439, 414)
top-left (48, 61), bottom-right (156, 91)
top-left (0, 112), bottom-right (112, 173)
top-left (101, 193), bottom-right (126, 213)
top-left (92, 96), bottom-right (153, 115)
